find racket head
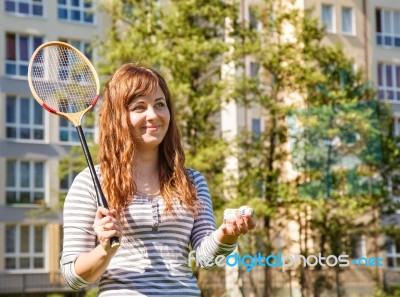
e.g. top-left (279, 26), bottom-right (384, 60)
top-left (28, 41), bottom-right (100, 126)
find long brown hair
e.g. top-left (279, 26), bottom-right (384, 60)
top-left (98, 64), bottom-right (198, 216)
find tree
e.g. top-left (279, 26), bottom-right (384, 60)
top-left (96, 0), bottom-right (241, 209)
top-left (227, 0), bottom-right (394, 296)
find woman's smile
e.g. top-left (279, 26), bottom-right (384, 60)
top-left (142, 124), bottom-right (162, 131)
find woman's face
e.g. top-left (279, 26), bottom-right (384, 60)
top-left (128, 84), bottom-right (170, 151)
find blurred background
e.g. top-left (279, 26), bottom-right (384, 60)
top-left (1, 0), bottom-right (400, 296)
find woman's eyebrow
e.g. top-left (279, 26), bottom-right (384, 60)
top-left (132, 97), bottom-right (165, 102)
top-left (129, 97), bottom-right (165, 106)
top-left (129, 98), bottom-right (146, 105)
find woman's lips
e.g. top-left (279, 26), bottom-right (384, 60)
top-left (143, 125), bottom-right (161, 131)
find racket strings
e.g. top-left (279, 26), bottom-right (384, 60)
top-left (30, 45), bottom-right (98, 114)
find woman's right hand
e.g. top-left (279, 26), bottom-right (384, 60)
top-left (93, 207), bottom-right (122, 253)
top-left (74, 208), bottom-right (122, 282)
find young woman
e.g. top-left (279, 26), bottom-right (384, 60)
top-left (60, 64), bottom-right (256, 296)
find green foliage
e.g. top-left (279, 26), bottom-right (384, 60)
top-left (223, 0), bottom-right (398, 295)
top-left (288, 101), bottom-right (382, 199)
top-left (58, 140), bottom-right (99, 204)
top-left (375, 288), bottom-right (400, 297)
top-left (84, 287), bottom-right (99, 297)
top-left (59, 142), bottom-right (99, 178)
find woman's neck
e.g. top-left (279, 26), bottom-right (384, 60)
top-left (134, 149), bottom-right (160, 195)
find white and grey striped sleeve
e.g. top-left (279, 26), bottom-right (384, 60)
top-left (60, 168), bottom-right (98, 290)
top-left (188, 169), bottom-right (237, 269)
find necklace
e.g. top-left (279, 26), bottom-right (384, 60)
top-left (135, 190), bottom-right (161, 197)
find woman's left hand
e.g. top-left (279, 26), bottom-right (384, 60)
top-left (216, 206), bottom-right (256, 244)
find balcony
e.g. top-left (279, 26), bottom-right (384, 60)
top-left (0, 272), bottom-right (79, 296)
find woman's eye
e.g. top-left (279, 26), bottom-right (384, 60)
top-left (155, 102), bottom-right (165, 108)
top-left (131, 105), bottom-right (145, 111)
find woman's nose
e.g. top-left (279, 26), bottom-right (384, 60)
top-left (145, 106), bottom-right (157, 120)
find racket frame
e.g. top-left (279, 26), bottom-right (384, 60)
top-left (28, 41), bottom-right (100, 126)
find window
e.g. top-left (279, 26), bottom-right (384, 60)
top-left (350, 235), bottom-right (366, 259)
top-left (249, 6), bottom-right (261, 31)
top-left (377, 63), bottom-right (400, 100)
top-left (252, 118), bottom-right (262, 138)
top-left (254, 180), bottom-right (265, 200)
top-left (386, 238), bottom-right (400, 269)
top-left (59, 118), bottom-right (79, 142)
top-left (58, 38), bottom-right (92, 60)
top-left (250, 62), bottom-right (260, 78)
top-left (322, 4), bottom-right (335, 33)
top-left (376, 8), bottom-right (400, 48)
top-left (5, 0), bottom-right (43, 16)
top-left (58, 0), bottom-right (94, 24)
top-left (6, 33), bottom-right (43, 76)
top-left (388, 174), bottom-right (400, 202)
top-left (396, 118), bottom-right (400, 137)
top-left (59, 116), bottom-right (94, 143)
top-left (59, 165), bottom-right (79, 192)
top-left (341, 7), bottom-right (354, 35)
top-left (5, 225), bottom-right (45, 270)
top-left (122, 2), bottom-right (135, 19)
top-left (6, 160), bottom-right (45, 204)
top-left (58, 69), bottom-right (95, 142)
top-left (122, 0), bottom-right (160, 20)
top-left (59, 163), bottom-right (79, 201)
top-left (6, 95), bottom-right (44, 140)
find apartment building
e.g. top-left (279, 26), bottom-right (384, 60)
top-left (220, 0), bottom-right (400, 295)
top-left (302, 0), bottom-right (400, 288)
top-left (370, 0), bottom-right (400, 288)
top-left (253, 0), bottom-right (400, 294)
top-left (0, 1), bottom-right (109, 295)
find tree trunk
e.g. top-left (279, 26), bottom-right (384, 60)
top-left (248, 269), bottom-right (259, 297)
top-left (263, 267), bottom-right (273, 297)
top-left (225, 262), bottom-right (243, 297)
top-left (300, 269), bottom-right (313, 297)
top-left (335, 267), bottom-right (343, 297)
top-left (263, 216), bottom-right (273, 297)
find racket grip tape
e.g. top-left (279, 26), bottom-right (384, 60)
top-left (76, 126), bottom-right (120, 247)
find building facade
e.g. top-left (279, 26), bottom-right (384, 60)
top-left (304, 0), bottom-right (400, 289)
top-left (221, 0), bottom-right (400, 295)
top-left (0, 1), bottom-right (109, 295)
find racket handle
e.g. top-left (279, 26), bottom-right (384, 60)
top-left (76, 126), bottom-right (120, 248)
top-left (110, 237), bottom-right (120, 248)
top-left (76, 126), bottom-right (108, 207)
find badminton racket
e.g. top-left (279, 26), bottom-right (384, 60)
top-left (28, 41), bottom-right (119, 248)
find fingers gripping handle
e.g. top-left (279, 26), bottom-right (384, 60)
top-left (76, 126), bottom-right (120, 248)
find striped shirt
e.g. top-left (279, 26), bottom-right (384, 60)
top-left (60, 167), bottom-right (236, 297)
